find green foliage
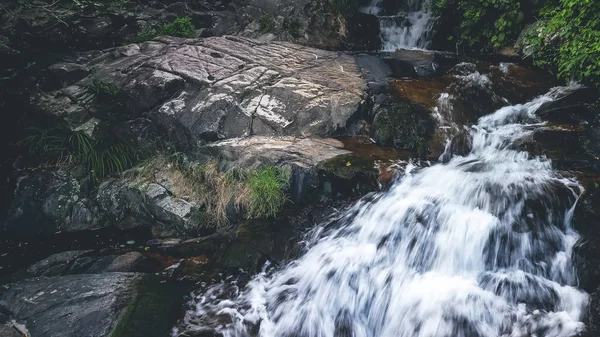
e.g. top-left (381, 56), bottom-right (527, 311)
top-left (329, 0), bottom-right (358, 18)
top-left (433, 0), bottom-right (524, 51)
top-left (246, 166), bottom-right (290, 219)
top-left (162, 16), bottom-right (195, 38)
top-left (129, 17), bottom-right (195, 43)
top-left (283, 18), bottom-right (302, 38)
top-left (21, 127), bottom-right (135, 182)
top-left (130, 155), bottom-right (290, 226)
top-left (258, 14), bottom-right (276, 32)
top-left (525, 0), bottom-right (600, 87)
top-left (130, 27), bottom-right (160, 44)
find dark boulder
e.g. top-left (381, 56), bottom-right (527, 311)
top-left (344, 13), bottom-right (381, 51)
top-left (3, 168), bottom-right (102, 234)
top-left (0, 273), bottom-right (141, 337)
top-left (573, 183), bottom-right (600, 336)
top-left (372, 100), bottom-right (435, 157)
top-left (574, 184), bottom-right (600, 292)
top-left (537, 87), bottom-right (599, 125)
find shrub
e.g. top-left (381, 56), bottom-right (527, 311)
top-left (524, 0), bottom-right (600, 87)
top-left (258, 14), bottom-right (275, 32)
top-left (433, 0), bottom-right (524, 51)
top-left (129, 17), bottom-right (196, 43)
top-left (21, 127), bottom-right (135, 182)
top-left (162, 16), bottom-right (196, 38)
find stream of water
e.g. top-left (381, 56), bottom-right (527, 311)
top-left (176, 84), bottom-right (589, 337)
top-left (360, 0), bottom-right (433, 51)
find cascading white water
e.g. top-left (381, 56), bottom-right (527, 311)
top-left (176, 85), bottom-right (589, 337)
top-left (360, 0), bottom-right (434, 51)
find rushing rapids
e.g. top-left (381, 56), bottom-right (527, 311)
top-left (176, 85), bottom-right (589, 337)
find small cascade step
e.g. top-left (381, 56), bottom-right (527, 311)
top-left (359, 0), bottom-right (433, 51)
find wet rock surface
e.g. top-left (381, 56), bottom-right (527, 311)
top-left (574, 184), bottom-right (600, 337)
top-left (0, 273), bottom-right (141, 337)
top-left (3, 5), bottom-right (600, 335)
top-left (31, 36), bottom-right (366, 142)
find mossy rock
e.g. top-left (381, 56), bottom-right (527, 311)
top-left (110, 275), bottom-right (188, 337)
top-left (372, 101), bottom-right (435, 158)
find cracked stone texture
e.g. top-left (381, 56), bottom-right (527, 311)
top-left (32, 36), bottom-right (366, 145)
top-left (0, 273), bottom-right (141, 337)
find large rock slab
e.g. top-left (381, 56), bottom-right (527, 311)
top-left (32, 36), bottom-right (366, 145)
top-left (0, 273), bottom-right (141, 337)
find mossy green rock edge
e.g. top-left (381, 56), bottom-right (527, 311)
top-left (110, 274), bottom-right (188, 337)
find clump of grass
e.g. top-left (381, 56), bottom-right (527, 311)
top-left (20, 127), bottom-right (135, 182)
top-left (247, 166), bottom-right (290, 219)
top-left (258, 14), bottom-right (276, 32)
top-left (129, 155), bottom-right (290, 227)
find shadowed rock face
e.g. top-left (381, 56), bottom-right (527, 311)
top-left (32, 36), bottom-right (366, 146)
top-left (0, 273), bottom-right (141, 337)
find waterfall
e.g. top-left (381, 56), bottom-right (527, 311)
top-left (360, 0), bottom-right (434, 51)
top-left (176, 85), bottom-right (589, 337)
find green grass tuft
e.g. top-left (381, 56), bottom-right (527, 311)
top-left (20, 127), bottom-right (135, 182)
top-left (128, 155), bottom-right (290, 227)
top-left (246, 166), bottom-right (290, 219)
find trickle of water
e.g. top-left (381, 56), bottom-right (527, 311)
top-left (177, 85), bottom-right (589, 337)
top-left (360, 0), bottom-right (433, 51)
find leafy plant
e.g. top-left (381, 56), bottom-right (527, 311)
top-left (21, 127), bottom-right (135, 182)
top-left (433, 0), bottom-right (524, 51)
top-left (162, 16), bottom-right (195, 38)
top-left (524, 0), bottom-right (600, 87)
top-left (258, 14), bottom-right (275, 32)
top-left (246, 166), bottom-right (290, 219)
top-left (129, 17), bottom-right (196, 43)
